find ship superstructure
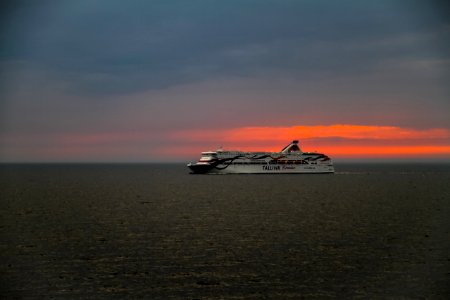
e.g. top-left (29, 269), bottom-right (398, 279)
top-left (187, 140), bottom-right (334, 174)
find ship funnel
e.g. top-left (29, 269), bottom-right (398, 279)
top-left (281, 140), bottom-right (302, 153)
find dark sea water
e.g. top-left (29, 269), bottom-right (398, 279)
top-left (1, 163), bottom-right (449, 299)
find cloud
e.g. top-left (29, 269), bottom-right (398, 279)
top-left (166, 124), bottom-right (450, 160)
top-left (1, 1), bottom-right (450, 162)
top-left (173, 125), bottom-right (450, 142)
top-left (2, 1), bottom-right (449, 95)
top-left (2, 123), bottom-right (449, 162)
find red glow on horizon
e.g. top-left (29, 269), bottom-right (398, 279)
top-left (171, 124), bottom-right (450, 160)
top-left (3, 124), bottom-right (448, 161)
top-left (159, 144), bottom-right (450, 159)
top-left (309, 145), bottom-right (450, 158)
top-left (174, 125), bottom-right (450, 142)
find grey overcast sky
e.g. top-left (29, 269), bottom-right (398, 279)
top-left (1, 0), bottom-right (449, 161)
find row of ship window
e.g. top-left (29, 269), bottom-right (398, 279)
top-left (229, 160), bottom-right (311, 165)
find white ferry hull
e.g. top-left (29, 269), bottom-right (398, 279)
top-left (202, 164), bottom-right (334, 174)
top-left (187, 140), bottom-right (335, 174)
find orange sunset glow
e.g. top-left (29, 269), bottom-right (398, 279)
top-left (172, 124), bottom-right (450, 160)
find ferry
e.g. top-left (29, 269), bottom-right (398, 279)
top-left (187, 140), bottom-right (334, 174)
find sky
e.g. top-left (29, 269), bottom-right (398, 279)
top-left (1, 0), bottom-right (449, 162)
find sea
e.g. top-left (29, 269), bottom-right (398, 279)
top-left (1, 163), bottom-right (449, 299)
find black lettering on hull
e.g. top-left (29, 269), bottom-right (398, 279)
top-left (262, 165), bottom-right (281, 171)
